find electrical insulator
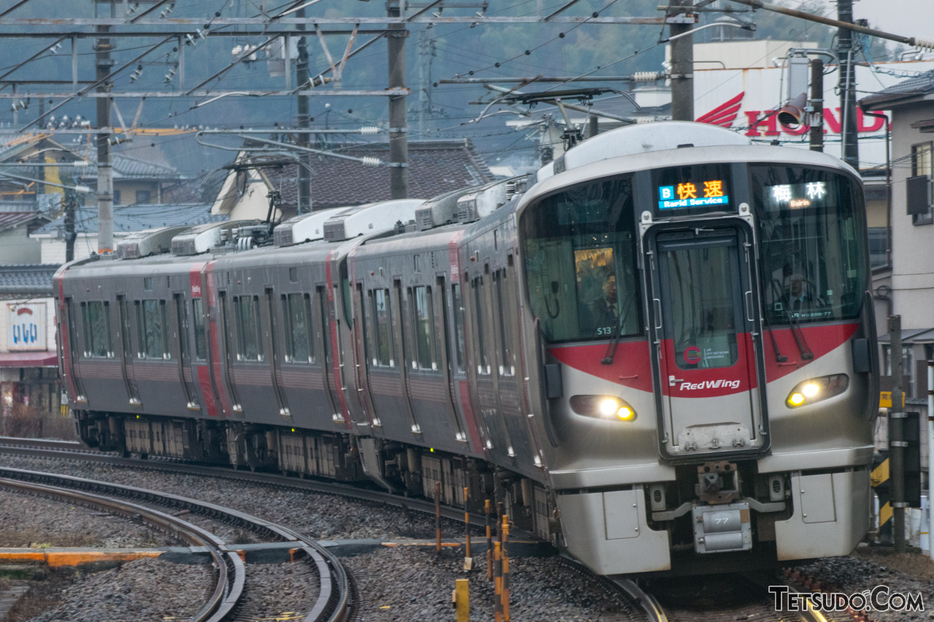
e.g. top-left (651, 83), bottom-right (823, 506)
top-left (360, 157), bottom-right (381, 167)
top-left (633, 72), bottom-right (659, 82)
top-left (360, 126), bottom-right (380, 135)
top-left (915, 37), bottom-right (934, 52)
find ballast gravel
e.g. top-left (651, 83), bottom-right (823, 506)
top-left (0, 453), bottom-right (461, 540)
top-left (15, 558), bottom-right (212, 622)
top-left (7, 452), bottom-right (934, 620)
top-left (0, 488), bottom-right (178, 549)
top-left (344, 545), bottom-right (639, 621)
top-left (794, 546), bottom-right (934, 621)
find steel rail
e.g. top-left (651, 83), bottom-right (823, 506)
top-left (0, 440), bottom-right (480, 527)
top-left (0, 475), bottom-right (238, 622)
top-left (0, 464), bottom-right (350, 622)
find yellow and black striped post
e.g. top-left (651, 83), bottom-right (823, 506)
top-left (485, 499), bottom-right (493, 581)
top-left (872, 454), bottom-right (892, 541)
top-left (494, 540), bottom-right (503, 622)
top-left (502, 514), bottom-right (510, 622)
top-left (435, 481), bottom-right (442, 555)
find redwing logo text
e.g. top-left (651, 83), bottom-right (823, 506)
top-left (679, 379), bottom-right (741, 391)
top-left (769, 586), bottom-right (924, 613)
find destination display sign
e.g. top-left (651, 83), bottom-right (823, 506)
top-left (658, 180), bottom-right (730, 210)
top-left (652, 163), bottom-right (733, 215)
top-left (765, 181), bottom-right (827, 211)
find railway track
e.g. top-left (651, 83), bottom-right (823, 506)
top-left (0, 465), bottom-right (351, 622)
top-left (0, 438), bottom-right (843, 622)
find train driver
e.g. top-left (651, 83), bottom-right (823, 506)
top-left (786, 273), bottom-right (812, 313)
top-left (588, 272), bottom-right (619, 335)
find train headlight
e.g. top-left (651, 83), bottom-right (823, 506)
top-left (785, 374), bottom-right (849, 408)
top-left (570, 395), bottom-right (637, 422)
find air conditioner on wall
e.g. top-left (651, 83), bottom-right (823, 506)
top-left (906, 175), bottom-right (934, 215)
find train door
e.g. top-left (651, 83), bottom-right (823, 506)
top-left (217, 291), bottom-right (243, 416)
top-left (353, 282), bottom-right (378, 429)
top-left (317, 285), bottom-right (343, 423)
top-left (265, 288), bottom-right (290, 417)
top-left (116, 295), bottom-right (140, 406)
top-left (646, 224), bottom-right (767, 460)
top-left (437, 276), bottom-right (467, 443)
top-left (173, 294), bottom-right (199, 410)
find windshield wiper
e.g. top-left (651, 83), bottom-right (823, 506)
top-left (601, 296), bottom-right (636, 365)
top-left (770, 279), bottom-right (814, 360)
top-left (762, 311), bottom-right (788, 363)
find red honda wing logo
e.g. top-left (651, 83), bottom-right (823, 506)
top-left (696, 92), bottom-right (744, 128)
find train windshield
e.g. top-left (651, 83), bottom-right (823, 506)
top-left (521, 175), bottom-right (641, 343)
top-left (751, 165), bottom-right (867, 325)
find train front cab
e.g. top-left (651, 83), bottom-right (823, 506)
top-left (519, 151), bottom-right (876, 575)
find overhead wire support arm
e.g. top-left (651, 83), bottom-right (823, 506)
top-left (0, 16), bottom-right (667, 26)
top-left (232, 135), bottom-right (383, 167)
top-left (726, 0), bottom-right (934, 50)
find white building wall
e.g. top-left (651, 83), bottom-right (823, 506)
top-left (38, 234), bottom-right (132, 264)
top-left (890, 103), bottom-right (934, 330)
top-left (0, 224), bottom-right (42, 264)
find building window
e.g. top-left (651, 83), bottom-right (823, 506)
top-left (868, 227), bottom-right (888, 268)
top-left (136, 189), bottom-right (152, 205)
top-left (911, 142), bottom-right (933, 226)
top-left (113, 190), bottom-right (121, 205)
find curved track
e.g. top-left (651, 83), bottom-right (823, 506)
top-left (0, 474), bottom-right (241, 622)
top-left (0, 465), bottom-right (351, 622)
top-left (2, 438), bottom-right (837, 622)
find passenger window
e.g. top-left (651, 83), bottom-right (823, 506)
top-left (472, 277), bottom-right (490, 375)
top-left (370, 289), bottom-right (393, 367)
top-left (413, 285), bottom-right (435, 371)
top-left (451, 283), bottom-right (466, 373)
top-left (235, 295), bottom-right (261, 361)
top-left (284, 293), bottom-right (314, 363)
top-left (136, 300), bottom-right (167, 359)
top-left (192, 298), bottom-right (207, 361)
top-left (494, 269), bottom-right (514, 376)
top-left (80, 300), bottom-right (112, 358)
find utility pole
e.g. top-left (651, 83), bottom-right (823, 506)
top-left (296, 7), bottom-right (311, 214)
top-left (836, 0), bottom-right (859, 168)
top-left (889, 315), bottom-right (906, 553)
top-left (668, 0), bottom-right (694, 122)
top-left (95, 16), bottom-right (114, 254)
top-left (809, 59), bottom-right (823, 152)
top-left (417, 28), bottom-right (436, 137)
top-left (64, 191), bottom-right (76, 263)
top-left (387, 0), bottom-right (408, 199)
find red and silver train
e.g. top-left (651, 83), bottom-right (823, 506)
top-left (57, 122), bottom-right (877, 575)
